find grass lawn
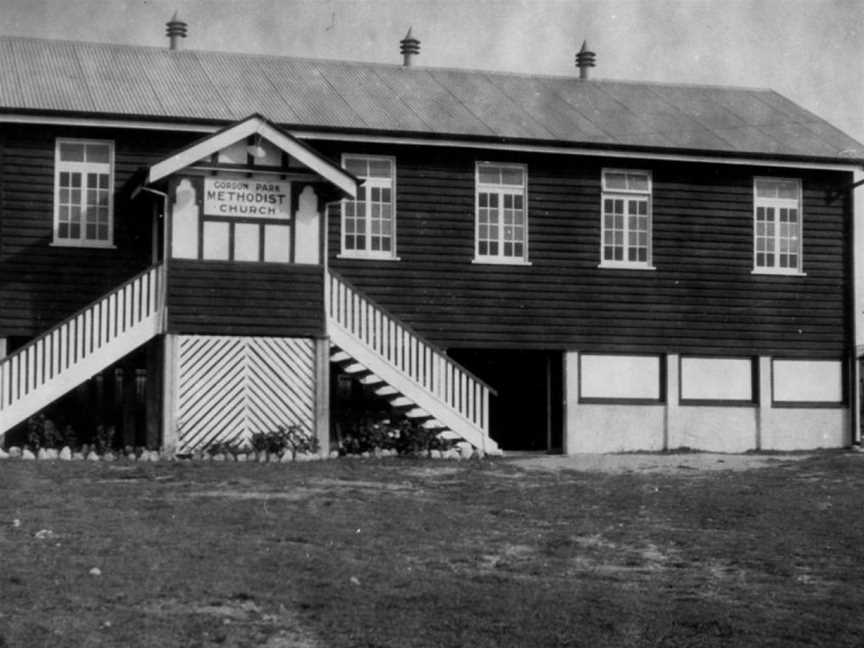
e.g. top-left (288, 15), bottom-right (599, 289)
top-left (1, 453), bottom-right (863, 647)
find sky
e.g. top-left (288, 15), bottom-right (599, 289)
top-left (1, 0), bottom-right (863, 143)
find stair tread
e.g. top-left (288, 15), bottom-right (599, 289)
top-left (405, 407), bottom-right (430, 419)
top-left (342, 363), bottom-right (367, 374)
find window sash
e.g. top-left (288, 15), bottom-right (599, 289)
top-left (342, 156), bottom-right (395, 257)
top-left (601, 193), bottom-right (651, 265)
top-left (753, 178), bottom-right (801, 272)
top-left (600, 169), bottom-right (652, 267)
top-left (476, 164), bottom-right (527, 260)
top-left (54, 139), bottom-right (114, 246)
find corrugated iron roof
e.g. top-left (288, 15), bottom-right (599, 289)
top-left (0, 35), bottom-right (861, 161)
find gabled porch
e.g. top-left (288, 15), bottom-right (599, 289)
top-left (0, 115), bottom-right (500, 456)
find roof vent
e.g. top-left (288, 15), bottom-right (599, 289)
top-left (400, 28), bottom-right (420, 67)
top-left (575, 41), bottom-right (596, 80)
top-left (165, 12), bottom-right (188, 50)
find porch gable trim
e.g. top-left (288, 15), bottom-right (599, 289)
top-left (146, 114), bottom-right (358, 197)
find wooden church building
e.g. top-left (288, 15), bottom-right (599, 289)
top-left (2, 17), bottom-right (864, 455)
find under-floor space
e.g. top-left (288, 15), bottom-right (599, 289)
top-left (447, 349), bottom-right (563, 452)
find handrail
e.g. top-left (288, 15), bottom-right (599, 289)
top-left (326, 268), bottom-right (496, 394)
top-left (1, 263), bottom-right (165, 414)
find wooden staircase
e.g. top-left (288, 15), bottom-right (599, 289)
top-left (0, 264), bottom-right (165, 436)
top-left (327, 271), bottom-right (500, 455)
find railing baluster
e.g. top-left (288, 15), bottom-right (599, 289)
top-left (34, 340), bottom-right (43, 390)
top-left (10, 355), bottom-right (18, 401)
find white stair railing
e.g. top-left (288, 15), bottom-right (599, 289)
top-left (0, 264), bottom-right (165, 433)
top-left (327, 270), bottom-right (497, 452)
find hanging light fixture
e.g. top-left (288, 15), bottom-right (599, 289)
top-left (247, 134), bottom-right (267, 159)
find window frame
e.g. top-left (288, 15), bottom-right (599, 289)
top-left (752, 177), bottom-right (805, 276)
top-left (473, 162), bottom-right (530, 265)
top-left (599, 168), bottom-right (654, 270)
top-left (339, 154), bottom-right (398, 260)
top-left (52, 138), bottom-right (115, 249)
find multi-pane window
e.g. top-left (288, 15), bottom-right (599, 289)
top-left (341, 156), bottom-right (395, 257)
top-left (476, 163), bottom-right (527, 262)
top-left (601, 169), bottom-right (652, 267)
top-left (54, 140), bottom-right (113, 247)
top-left (754, 178), bottom-right (802, 273)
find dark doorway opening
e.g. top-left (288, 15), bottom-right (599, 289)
top-left (448, 349), bottom-right (563, 452)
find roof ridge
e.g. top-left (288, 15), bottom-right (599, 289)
top-left (0, 33), bottom-right (775, 94)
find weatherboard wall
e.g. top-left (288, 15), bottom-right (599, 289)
top-left (322, 142), bottom-right (852, 357)
top-left (0, 124), bottom-right (198, 337)
top-left (0, 125), bottom-right (853, 358)
top-left (166, 259), bottom-right (325, 338)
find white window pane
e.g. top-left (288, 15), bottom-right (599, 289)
top-left (755, 179), bottom-right (778, 197)
top-left (773, 360), bottom-right (843, 403)
top-left (627, 173), bottom-right (649, 191)
top-left (776, 180), bottom-right (799, 199)
top-left (604, 171), bottom-right (627, 190)
top-left (500, 167), bottom-right (523, 185)
top-left (59, 142), bottom-right (85, 161)
top-left (478, 166), bottom-right (500, 184)
top-left (264, 224), bottom-right (292, 262)
top-left (368, 160), bottom-right (391, 178)
top-left (580, 355), bottom-right (661, 400)
top-left (85, 144), bottom-right (110, 163)
top-left (203, 221), bottom-right (230, 260)
top-left (681, 358), bottom-right (753, 401)
top-left (234, 223), bottom-right (260, 261)
top-left (344, 158), bottom-right (368, 176)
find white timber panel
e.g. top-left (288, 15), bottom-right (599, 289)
top-left (680, 357), bottom-right (754, 401)
top-left (176, 335), bottom-right (316, 451)
top-left (772, 359), bottom-right (844, 404)
top-left (171, 178), bottom-right (199, 259)
top-left (294, 185), bottom-right (320, 264)
top-left (580, 354), bottom-right (661, 400)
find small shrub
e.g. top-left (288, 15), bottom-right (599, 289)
top-left (205, 440), bottom-right (242, 457)
top-left (338, 414), bottom-right (457, 456)
top-left (390, 418), bottom-right (458, 456)
top-left (337, 416), bottom-right (394, 455)
top-left (93, 424), bottom-right (116, 454)
top-left (25, 414), bottom-right (66, 452)
top-left (251, 426), bottom-right (317, 457)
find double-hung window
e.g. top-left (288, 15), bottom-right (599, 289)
top-left (600, 169), bottom-right (652, 268)
top-left (475, 163), bottom-right (528, 263)
top-left (54, 139), bottom-right (114, 247)
top-left (753, 178), bottom-right (803, 274)
top-left (341, 155), bottom-right (396, 258)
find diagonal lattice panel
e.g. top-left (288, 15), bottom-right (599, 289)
top-left (246, 337), bottom-right (315, 437)
top-left (176, 335), bottom-right (316, 451)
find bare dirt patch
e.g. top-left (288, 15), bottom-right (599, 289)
top-left (2, 453), bottom-right (864, 647)
top-left (503, 452), bottom-right (813, 474)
